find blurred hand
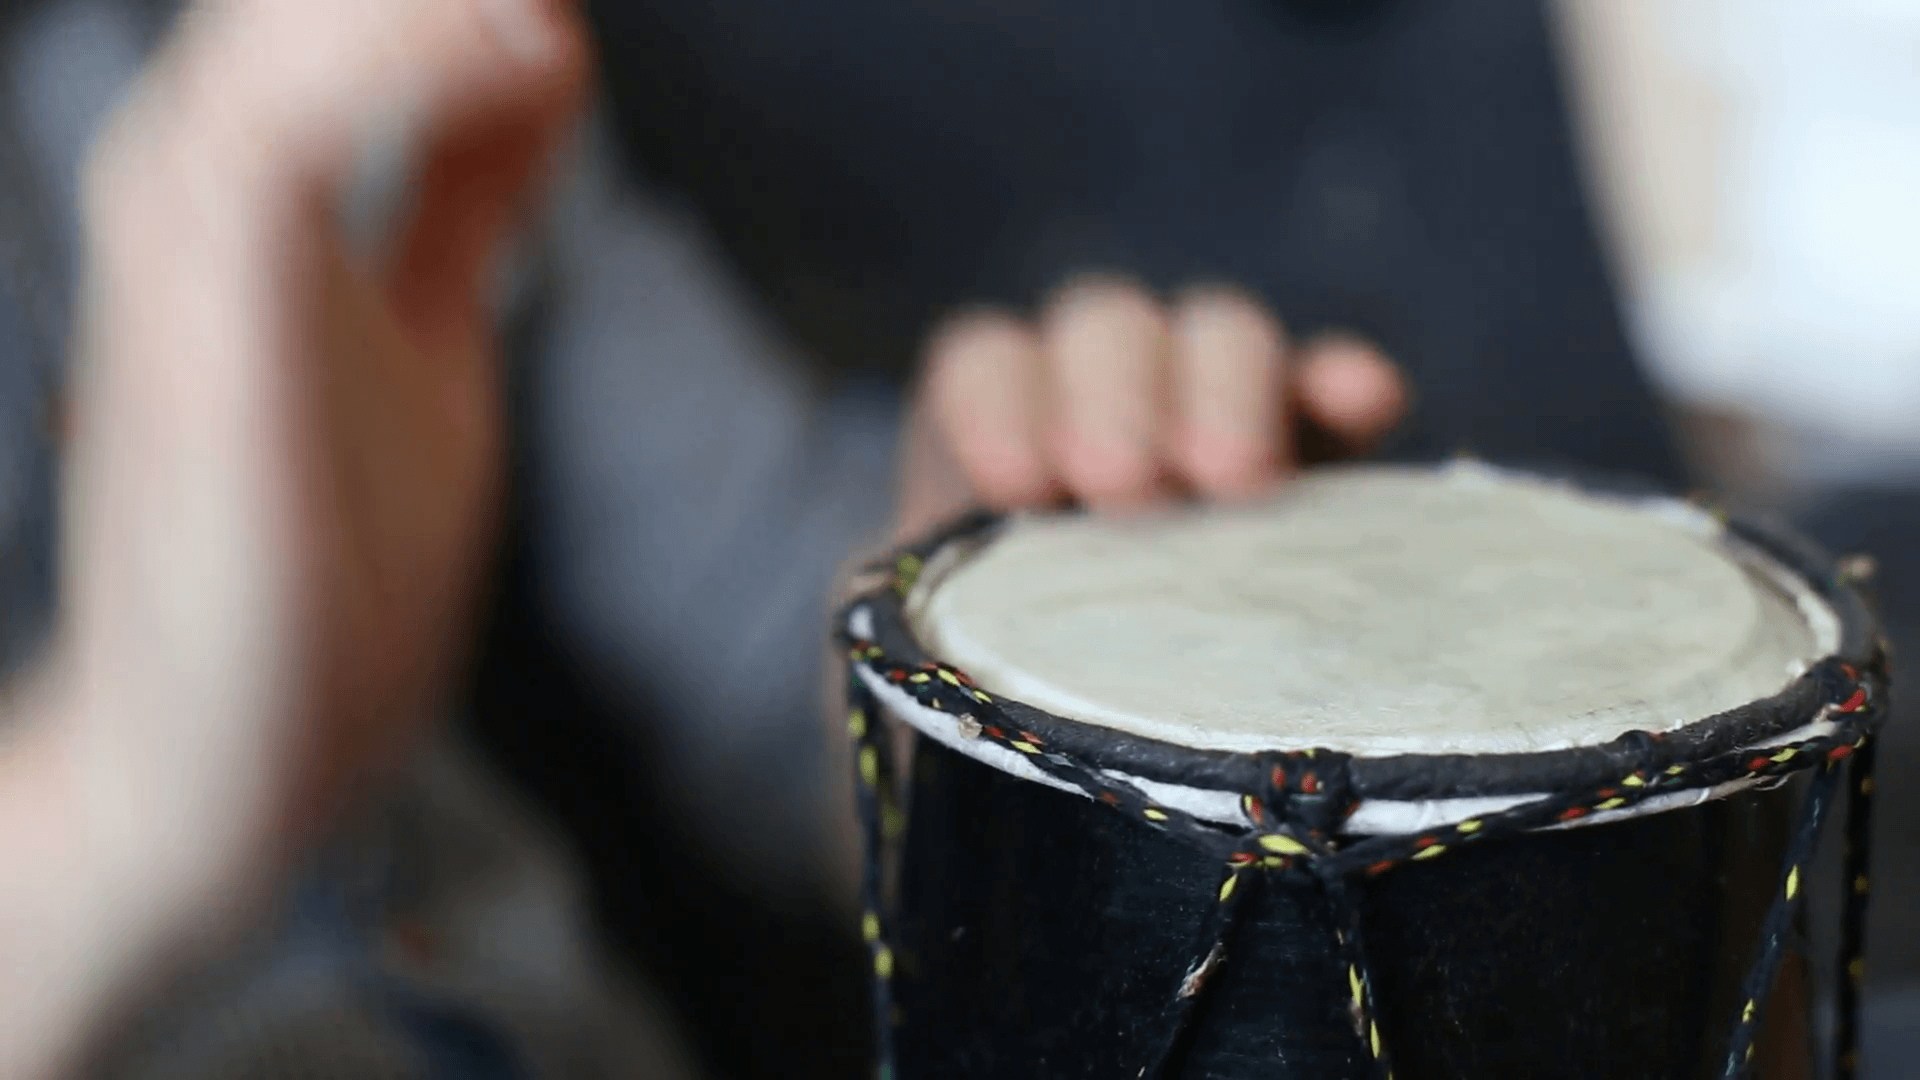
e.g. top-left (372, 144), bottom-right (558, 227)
top-left (895, 277), bottom-right (1407, 538)
top-left (3, 1), bottom-right (586, 1072)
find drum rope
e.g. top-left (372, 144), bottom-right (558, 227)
top-left (841, 511), bottom-right (1888, 1079)
top-left (847, 674), bottom-right (903, 1080)
top-left (1712, 746), bottom-right (1856, 1078)
top-left (1135, 857), bottom-right (1259, 1080)
top-left (1836, 737), bottom-right (1877, 1080)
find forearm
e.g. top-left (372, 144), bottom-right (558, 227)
top-left (0, 667), bottom-right (247, 1080)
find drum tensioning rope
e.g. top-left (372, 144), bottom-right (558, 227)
top-left (840, 508), bottom-right (1889, 1080)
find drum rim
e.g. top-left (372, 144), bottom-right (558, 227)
top-left (841, 461), bottom-right (1885, 804)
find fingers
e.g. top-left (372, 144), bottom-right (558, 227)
top-left (1168, 287), bottom-right (1288, 495)
top-left (922, 311), bottom-right (1054, 509)
top-left (195, 0), bottom-right (583, 179)
top-left (1042, 278), bottom-right (1172, 508)
top-left (915, 279), bottom-right (1409, 518)
top-left (384, 52), bottom-right (586, 343)
top-left (1295, 333), bottom-right (1408, 453)
top-left (86, 0), bottom-right (587, 239)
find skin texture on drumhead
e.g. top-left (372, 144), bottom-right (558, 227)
top-left (909, 464), bottom-right (1829, 755)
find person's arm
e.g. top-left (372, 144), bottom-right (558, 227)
top-left (0, 1), bottom-right (588, 1074)
top-left (0, 668), bottom-right (247, 1078)
top-left (0, 685), bottom-right (129, 1080)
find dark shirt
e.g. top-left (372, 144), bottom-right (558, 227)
top-left (588, 0), bottom-right (1684, 484)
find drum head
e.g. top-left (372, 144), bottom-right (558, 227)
top-left (908, 463), bottom-right (1837, 757)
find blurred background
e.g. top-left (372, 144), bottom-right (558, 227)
top-left (0, 0), bottom-right (1915, 1075)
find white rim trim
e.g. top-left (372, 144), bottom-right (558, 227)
top-left (861, 661), bottom-right (1837, 836)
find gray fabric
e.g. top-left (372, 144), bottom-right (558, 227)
top-left (87, 739), bottom-right (701, 1080)
top-left (0, 292), bottom-right (35, 549)
top-left (2, 0), bottom-right (151, 371)
top-left (0, 0), bottom-right (150, 677)
top-left (532, 123), bottom-right (896, 889)
top-left (98, 984), bottom-right (422, 1080)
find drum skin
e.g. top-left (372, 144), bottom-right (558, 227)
top-left (892, 737), bottom-right (1800, 1080)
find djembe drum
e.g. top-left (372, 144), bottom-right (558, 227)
top-left (836, 462), bottom-right (1887, 1080)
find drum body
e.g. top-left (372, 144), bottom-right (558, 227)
top-left (841, 463), bottom-right (1885, 1080)
top-left (895, 741), bottom-right (1794, 1079)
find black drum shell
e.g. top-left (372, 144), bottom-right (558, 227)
top-left (892, 736), bottom-right (1803, 1080)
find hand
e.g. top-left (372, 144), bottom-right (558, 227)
top-left (895, 277), bottom-right (1408, 538)
top-left (3, 0), bottom-right (586, 1073)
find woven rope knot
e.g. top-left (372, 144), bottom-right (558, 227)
top-left (1250, 748), bottom-right (1357, 847)
top-left (1814, 657), bottom-right (1868, 707)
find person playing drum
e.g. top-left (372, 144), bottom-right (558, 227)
top-left (0, 1), bottom-right (1412, 1076)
